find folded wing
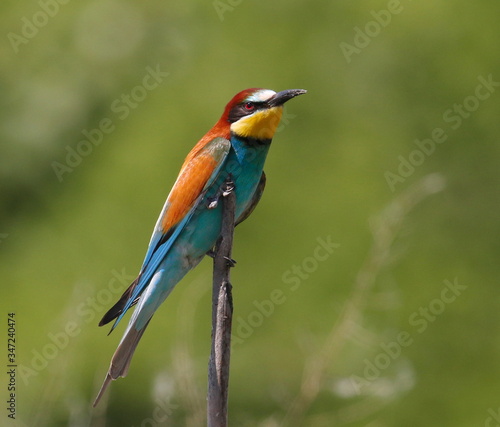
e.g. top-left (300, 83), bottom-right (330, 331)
top-left (99, 137), bottom-right (231, 330)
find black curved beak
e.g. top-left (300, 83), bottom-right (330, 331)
top-left (268, 89), bottom-right (307, 107)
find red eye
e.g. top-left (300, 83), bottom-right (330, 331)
top-left (244, 102), bottom-right (255, 111)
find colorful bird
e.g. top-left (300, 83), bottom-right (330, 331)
top-left (93, 87), bottom-right (307, 406)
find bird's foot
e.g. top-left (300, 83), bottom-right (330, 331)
top-left (206, 248), bottom-right (216, 258)
top-left (206, 250), bottom-right (236, 266)
top-left (207, 177), bottom-right (234, 208)
top-left (222, 180), bottom-right (235, 197)
top-left (224, 256), bottom-right (237, 267)
top-left (207, 198), bottom-right (218, 209)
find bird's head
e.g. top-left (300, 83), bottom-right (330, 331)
top-left (220, 88), bottom-right (307, 142)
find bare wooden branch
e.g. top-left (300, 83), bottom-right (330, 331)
top-left (208, 177), bottom-right (236, 427)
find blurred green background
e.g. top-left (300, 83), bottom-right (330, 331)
top-left (2, 0), bottom-right (500, 426)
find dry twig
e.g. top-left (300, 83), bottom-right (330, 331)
top-left (207, 177), bottom-right (236, 427)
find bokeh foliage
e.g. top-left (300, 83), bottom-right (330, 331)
top-left (2, 0), bottom-right (500, 426)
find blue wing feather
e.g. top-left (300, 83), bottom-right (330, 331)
top-left (109, 137), bottom-right (231, 331)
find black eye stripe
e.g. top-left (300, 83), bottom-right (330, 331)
top-left (228, 101), bottom-right (267, 123)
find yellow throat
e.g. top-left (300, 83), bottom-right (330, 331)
top-left (230, 106), bottom-right (283, 140)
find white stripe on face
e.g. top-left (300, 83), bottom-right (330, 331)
top-left (246, 89), bottom-right (276, 103)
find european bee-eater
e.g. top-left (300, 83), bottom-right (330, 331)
top-left (93, 87), bottom-right (307, 406)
